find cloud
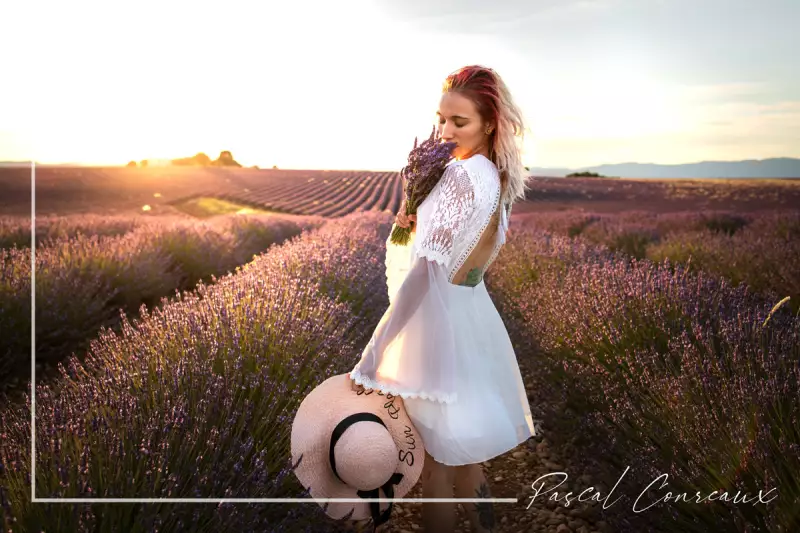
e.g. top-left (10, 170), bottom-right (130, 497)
top-left (755, 101), bottom-right (800, 115)
top-left (525, 77), bottom-right (800, 166)
top-left (696, 100), bottom-right (800, 138)
top-left (674, 81), bottom-right (772, 101)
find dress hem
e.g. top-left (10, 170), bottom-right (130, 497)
top-left (349, 369), bottom-right (458, 404)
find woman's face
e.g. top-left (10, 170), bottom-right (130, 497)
top-left (436, 91), bottom-right (491, 161)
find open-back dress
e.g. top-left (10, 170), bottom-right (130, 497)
top-left (349, 154), bottom-right (536, 466)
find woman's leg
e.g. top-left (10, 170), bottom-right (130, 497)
top-left (421, 450), bottom-right (457, 532)
top-left (454, 462), bottom-right (496, 532)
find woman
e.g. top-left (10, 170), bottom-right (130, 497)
top-left (349, 65), bottom-right (535, 532)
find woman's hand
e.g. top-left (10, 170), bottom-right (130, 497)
top-left (349, 373), bottom-right (371, 393)
top-left (395, 203), bottom-right (417, 232)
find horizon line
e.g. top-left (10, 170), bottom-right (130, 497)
top-left (1, 156), bottom-right (799, 171)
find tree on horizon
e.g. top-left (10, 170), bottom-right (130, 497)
top-left (168, 150), bottom-right (242, 167)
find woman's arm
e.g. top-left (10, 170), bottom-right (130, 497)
top-left (350, 164), bottom-right (477, 402)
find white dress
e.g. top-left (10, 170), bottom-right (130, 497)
top-left (349, 154), bottom-right (536, 466)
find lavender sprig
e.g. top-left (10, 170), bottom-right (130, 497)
top-left (390, 125), bottom-right (457, 245)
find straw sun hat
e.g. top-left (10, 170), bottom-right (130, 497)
top-left (290, 373), bottom-right (426, 529)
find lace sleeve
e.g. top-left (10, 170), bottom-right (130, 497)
top-left (416, 163), bottom-right (476, 267)
top-left (350, 255), bottom-right (458, 403)
top-left (348, 164), bottom-right (478, 403)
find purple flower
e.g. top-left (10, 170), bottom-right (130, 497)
top-left (390, 125), bottom-right (457, 245)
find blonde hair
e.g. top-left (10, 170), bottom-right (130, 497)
top-left (441, 65), bottom-right (530, 207)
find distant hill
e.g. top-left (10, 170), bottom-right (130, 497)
top-left (528, 158), bottom-right (800, 178)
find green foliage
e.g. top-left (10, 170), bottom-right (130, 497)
top-left (702, 213), bottom-right (749, 236)
top-left (169, 151), bottom-right (242, 167)
top-left (566, 171), bottom-right (606, 178)
top-left (608, 231), bottom-right (655, 259)
top-left (567, 217), bottom-right (596, 238)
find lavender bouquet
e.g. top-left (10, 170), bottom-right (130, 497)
top-left (390, 125), bottom-right (457, 245)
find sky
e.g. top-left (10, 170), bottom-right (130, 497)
top-left (1, 0), bottom-right (798, 170)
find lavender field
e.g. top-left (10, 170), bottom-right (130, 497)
top-left (0, 213), bottom-right (326, 397)
top-left (2, 167), bottom-right (799, 218)
top-left (512, 209), bottom-right (800, 314)
top-left (0, 169), bottom-right (798, 532)
top-left (0, 166), bottom-right (403, 218)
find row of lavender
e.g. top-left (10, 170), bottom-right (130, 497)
top-left (0, 214), bottom-right (161, 250)
top-left (218, 170), bottom-right (404, 218)
top-left (2, 210), bottom-right (797, 531)
top-left (0, 213), bottom-right (326, 396)
top-left (515, 209), bottom-right (800, 313)
top-left (0, 212), bottom-right (394, 532)
top-left (489, 227), bottom-right (798, 533)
